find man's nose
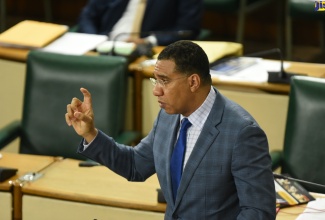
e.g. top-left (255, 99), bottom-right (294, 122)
top-left (152, 84), bottom-right (163, 96)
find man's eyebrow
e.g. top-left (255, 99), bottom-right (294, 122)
top-left (153, 73), bottom-right (168, 79)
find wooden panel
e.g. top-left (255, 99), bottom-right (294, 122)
top-left (0, 192), bottom-right (11, 220)
top-left (23, 195), bottom-right (164, 220)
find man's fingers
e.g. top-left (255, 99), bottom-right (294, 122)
top-left (65, 113), bottom-right (72, 126)
top-left (74, 111), bottom-right (92, 124)
top-left (65, 111), bottom-right (91, 127)
top-left (70, 97), bottom-right (83, 110)
top-left (66, 103), bottom-right (78, 124)
top-left (66, 104), bottom-right (74, 117)
top-left (66, 88), bottom-right (93, 129)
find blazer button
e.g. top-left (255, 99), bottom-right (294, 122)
top-left (172, 214), bottom-right (178, 219)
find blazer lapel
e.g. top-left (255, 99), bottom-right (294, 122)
top-left (165, 114), bottom-right (181, 205)
top-left (174, 89), bottom-right (225, 207)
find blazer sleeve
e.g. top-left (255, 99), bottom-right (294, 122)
top-left (77, 0), bottom-right (128, 35)
top-left (77, 0), bottom-right (107, 34)
top-left (232, 124), bottom-right (276, 219)
top-left (77, 128), bottom-right (157, 182)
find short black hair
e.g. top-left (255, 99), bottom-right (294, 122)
top-left (158, 40), bottom-right (211, 85)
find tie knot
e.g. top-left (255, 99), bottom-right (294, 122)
top-left (181, 118), bottom-right (192, 131)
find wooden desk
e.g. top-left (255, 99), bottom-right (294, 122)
top-left (134, 60), bottom-right (325, 94)
top-left (0, 46), bottom-right (28, 62)
top-left (0, 152), bottom-right (57, 220)
top-left (213, 61), bottom-right (325, 93)
top-left (21, 158), bottom-right (165, 220)
top-left (276, 192), bottom-right (325, 220)
top-left (1, 152), bottom-right (324, 219)
top-left (276, 204), bottom-right (308, 220)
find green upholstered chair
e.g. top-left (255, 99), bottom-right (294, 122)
top-left (203, 0), bottom-right (273, 43)
top-left (286, 0), bottom-right (325, 60)
top-left (0, 50), bottom-right (141, 160)
top-left (271, 76), bottom-right (325, 194)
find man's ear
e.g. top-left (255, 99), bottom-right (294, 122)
top-left (188, 74), bottom-right (200, 92)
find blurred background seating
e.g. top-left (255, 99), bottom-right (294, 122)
top-left (285, 0), bottom-right (325, 60)
top-left (0, 0), bottom-right (324, 62)
top-left (203, 0), bottom-right (274, 44)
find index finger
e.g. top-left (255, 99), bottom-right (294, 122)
top-left (80, 88), bottom-right (92, 104)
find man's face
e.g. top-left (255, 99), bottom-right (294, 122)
top-left (152, 59), bottom-right (192, 116)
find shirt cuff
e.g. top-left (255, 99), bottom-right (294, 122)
top-left (82, 132), bottom-right (98, 151)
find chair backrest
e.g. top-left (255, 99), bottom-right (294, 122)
top-left (203, 0), bottom-right (238, 12)
top-left (202, 0), bottom-right (273, 43)
top-left (20, 50), bottom-right (128, 160)
top-left (282, 76), bottom-right (325, 193)
top-left (289, 0), bottom-right (325, 20)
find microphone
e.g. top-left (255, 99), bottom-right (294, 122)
top-left (245, 48), bottom-right (303, 84)
top-left (108, 30), bottom-right (194, 63)
top-left (273, 173), bottom-right (325, 191)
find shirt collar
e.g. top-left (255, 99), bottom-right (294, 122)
top-left (180, 86), bottom-right (216, 129)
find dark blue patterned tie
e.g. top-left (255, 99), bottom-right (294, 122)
top-left (170, 118), bottom-right (192, 201)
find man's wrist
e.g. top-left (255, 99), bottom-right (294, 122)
top-left (83, 128), bottom-right (98, 144)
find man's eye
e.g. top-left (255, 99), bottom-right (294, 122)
top-left (161, 79), bottom-right (169, 84)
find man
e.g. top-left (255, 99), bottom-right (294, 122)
top-left (66, 41), bottom-right (276, 219)
top-left (76, 0), bottom-right (202, 46)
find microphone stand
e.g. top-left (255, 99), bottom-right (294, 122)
top-left (218, 48), bottom-right (303, 84)
top-left (244, 48), bottom-right (304, 84)
top-left (265, 48), bottom-right (303, 84)
top-left (273, 173), bottom-right (325, 190)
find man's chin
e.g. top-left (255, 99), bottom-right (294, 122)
top-left (162, 108), bottom-right (177, 115)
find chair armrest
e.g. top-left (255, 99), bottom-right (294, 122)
top-left (270, 150), bottom-right (284, 171)
top-left (0, 120), bottom-right (21, 150)
top-left (115, 131), bottom-right (142, 146)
